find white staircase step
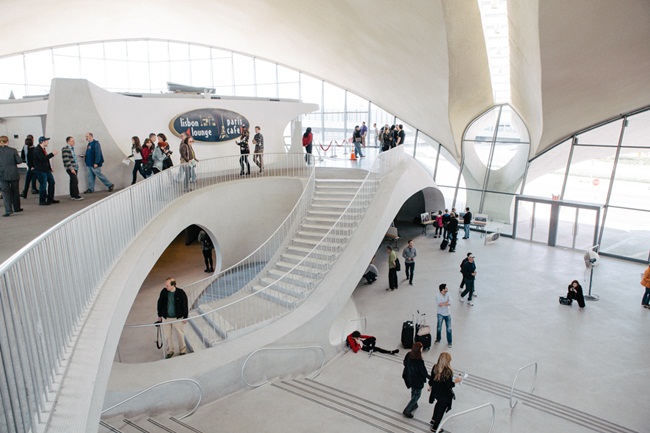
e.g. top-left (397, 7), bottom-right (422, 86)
top-left (198, 304), bottom-right (235, 339)
top-left (292, 237), bottom-right (342, 249)
top-left (187, 310), bottom-right (222, 347)
top-left (281, 253), bottom-right (329, 267)
top-left (275, 261), bottom-right (324, 278)
top-left (251, 286), bottom-right (302, 308)
top-left (260, 277), bottom-right (312, 294)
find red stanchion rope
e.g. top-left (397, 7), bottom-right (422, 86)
top-left (319, 141), bottom-right (333, 152)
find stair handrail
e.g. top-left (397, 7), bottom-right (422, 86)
top-left (241, 345), bottom-right (325, 387)
top-left (185, 146), bottom-right (404, 324)
top-left (435, 402), bottom-right (495, 433)
top-left (100, 378), bottom-right (202, 420)
top-left (122, 147), bottom-right (405, 349)
top-left (509, 361), bottom-right (538, 408)
top-left (0, 152), bottom-right (309, 432)
top-left (123, 168), bottom-right (316, 327)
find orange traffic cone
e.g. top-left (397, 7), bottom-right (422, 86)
top-left (350, 149), bottom-right (356, 160)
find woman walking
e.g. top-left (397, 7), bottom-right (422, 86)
top-left (402, 342), bottom-right (429, 418)
top-left (428, 352), bottom-right (463, 432)
top-left (130, 136), bottom-right (144, 184)
top-left (237, 125), bottom-right (250, 175)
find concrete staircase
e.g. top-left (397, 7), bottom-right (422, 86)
top-left (99, 414), bottom-right (204, 432)
top-left (184, 178), bottom-right (369, 352)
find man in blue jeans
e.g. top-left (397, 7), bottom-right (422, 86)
top-left (33, 137), bottom-right (60, 206)
top-left (83, 132), bottom-right (114, 193)
top-left (434, 283), bottom-right (452, 348)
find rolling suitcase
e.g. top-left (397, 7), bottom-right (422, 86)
top-left (415, 312), bottom-right (432, 350)
top-left (401, 320), bottom-right (415, 348)
top-left (416, 333), bottom-right (432, 350)
top-left (440, 239), bottom-right (449, 250)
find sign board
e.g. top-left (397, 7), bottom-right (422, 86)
top-left (169, 108), bottom-right (249, 142)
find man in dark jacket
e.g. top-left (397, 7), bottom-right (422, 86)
top-left (157, 277), bottom-right (189, 358)
top-left (33, 136), bottom-right (60, 206)
top-left (459, 255), bottom-right (477, 305)
top-left (462, 207), bottom-right (472, 239)
top-left (83, 132), bottom-right (114, 193)
top-left (0, 135), bottom-right (23, 216)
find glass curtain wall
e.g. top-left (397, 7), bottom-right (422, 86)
top-left (523, 108), bottom-right (650, 262)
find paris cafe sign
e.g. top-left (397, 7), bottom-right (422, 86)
top-left (169, 108), bottom-right (249, 142)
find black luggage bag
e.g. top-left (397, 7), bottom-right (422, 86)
top-left (416, 333), bottom-right (432, 350)
top-left (440, 239), bottom-right (449, 250)
top-left (401, 321), bottom-right (415, 348)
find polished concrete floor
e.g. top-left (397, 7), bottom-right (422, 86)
top-left (3, 152), bottom-right (649, 433)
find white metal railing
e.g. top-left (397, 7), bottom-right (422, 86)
top-left (241, 346), bottom-right (325, 387)
top-left (0, 152), bottom-right (311, 433)
top-left (509, 361), bottom-right (538, 408)
top-left (100, 378), bottom-right (202, 420)
top-left (436, 402), bottom-right (495, 433)
top-left (119, 146), bottom-right (406, 360)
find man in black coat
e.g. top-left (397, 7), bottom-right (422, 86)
top-left (33, 136), bottom-right (60, 206)
top-left (447, 212), bottom-right (459, 253)
top-left (0, 135), bottom-right (23, 216)
top-left (157, 277), bottom-right (189, 358)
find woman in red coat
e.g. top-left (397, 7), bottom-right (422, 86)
top-left (346, 331), bottom-right (399, 355)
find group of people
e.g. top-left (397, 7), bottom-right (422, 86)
top-left (431, 207), bottom-right (473, 253)
top-left (345, 328), bottom-right (461, 432)
top-left (0, 132), bottom-right (116, 214)
top-left (236, 125), bottom-right (264, 175)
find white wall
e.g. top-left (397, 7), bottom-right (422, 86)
top-left (43, 79), bottom-right (317, 194)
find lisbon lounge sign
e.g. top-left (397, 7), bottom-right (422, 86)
top-left (169, 108), bottom-right (249, 142)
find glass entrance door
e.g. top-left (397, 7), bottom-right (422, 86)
top-left (514, 197), bottom-right (601, 250)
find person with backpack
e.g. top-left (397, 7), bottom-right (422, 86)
top-left (198, 230), bottom-right (214, 273)
top-left (302, 127), bottom-right (313, 164)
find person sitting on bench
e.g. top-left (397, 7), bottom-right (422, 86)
top-left (346, 331), bottom-right (399, 354)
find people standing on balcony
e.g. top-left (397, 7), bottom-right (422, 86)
top-left (157, 133), bottom-right (173, 171)
top-left (252, 126), bottom-right (264, 173)
top-left (346, 330), bottom-right (399, 354)
top-left (381, 124), bottom-right (393, 152)
top-left (402, 239), bottom-right (417, 285)
top-left (237, 125), bottom-right (250, 176)
top-left (152, 134), bottom-right (172, 174)
top-left (302, 127), bottom-right (313, 164)
top-left (428, 352), bottom-right (463, 432)
top-left (360, 121), bottom-right (368, 147)
top-left (140, 138), bottom-right (153, 178)
top-left (462, 207), bottom-right (472, 239)
top-left (83, 132), bottom-right (114, 193)
top-left (60, 136), bottom-right (83, 200)
top-left (20, 135), bottom-right (39, 198)
top-left (129, 136), bottom-right (144, 185)
top-left (180, 135), bottom-right (198, 190)
top-left (0, 135), bottom-right (23, 216)
top-left (198, 230), bottom-right (214, 273)
top-left (352, 125), bottom-right (365, 158)
top-left (33, 136), bottom-right (59, 206)
top-left (157, 277), bottom-right (189, 358)
top-left (387, 245), bottom-right (398, 291)
top-left (402, 342), bottom-right (429, 418)
top-left (389, 125), bottom-right (397, 148)
top-left (395, 124), bottom-right (405, 146)
top-left (373, 122), bottom-right (379, 148)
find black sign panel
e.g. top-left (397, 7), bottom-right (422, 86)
top-left (169, 109), bottom-right (249, 142)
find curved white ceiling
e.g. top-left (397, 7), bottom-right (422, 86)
top-left (0, 0), bottom-right (648, 159)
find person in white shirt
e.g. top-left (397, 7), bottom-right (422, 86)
top-left (434, 283), bottom-right (452, 348)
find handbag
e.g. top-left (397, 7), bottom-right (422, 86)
top-left (155, 319), bottom-right (163, 349)
top-left (395, 258), bottom-right (401, 271)
top-left (559, 296), bottom-right (572, 305)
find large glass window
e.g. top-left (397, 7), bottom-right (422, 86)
top-left (523, 139), bottom-right (571, 198)
top-left (562, 146), bottom-right (616, 204)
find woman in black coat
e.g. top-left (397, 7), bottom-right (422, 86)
top-left (402, 342), bottom-right (429, 418)
top-left (428, 352), bottom-right (462, 432)
top-left (567, 280), bottom-right (586, 308)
